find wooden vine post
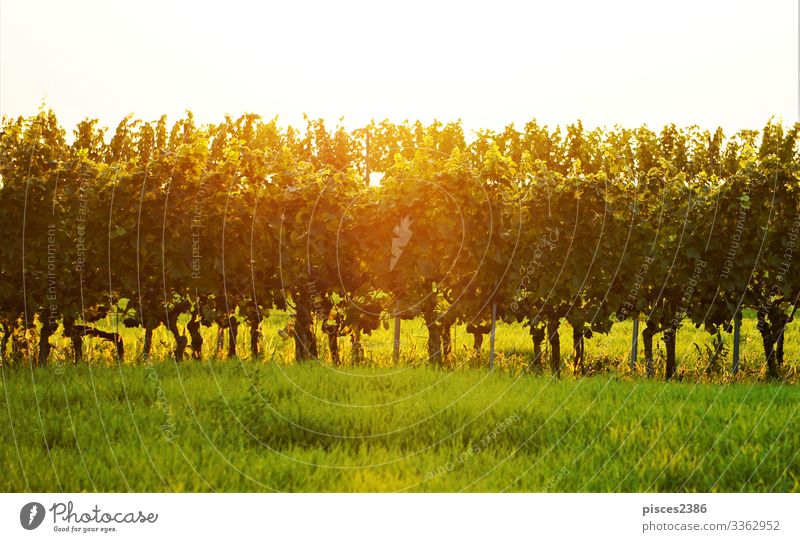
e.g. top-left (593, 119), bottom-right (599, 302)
top-left (731, 311), bottom-right (741, 374)
top-left (489, 302), bottom-right (497, 370)
top-left (630, 318), bottom-right (639, 372)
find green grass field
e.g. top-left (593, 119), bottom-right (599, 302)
top-left (1, 360), bottom-right (798, 492)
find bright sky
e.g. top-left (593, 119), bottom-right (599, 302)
top-left (1, 0), bottom-right (797, 134)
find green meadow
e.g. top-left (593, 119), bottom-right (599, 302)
top-left (1, 354), bottom-right (798, 492)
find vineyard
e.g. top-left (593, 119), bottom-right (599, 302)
top-left (1, 110), bottom-right (800, 381)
